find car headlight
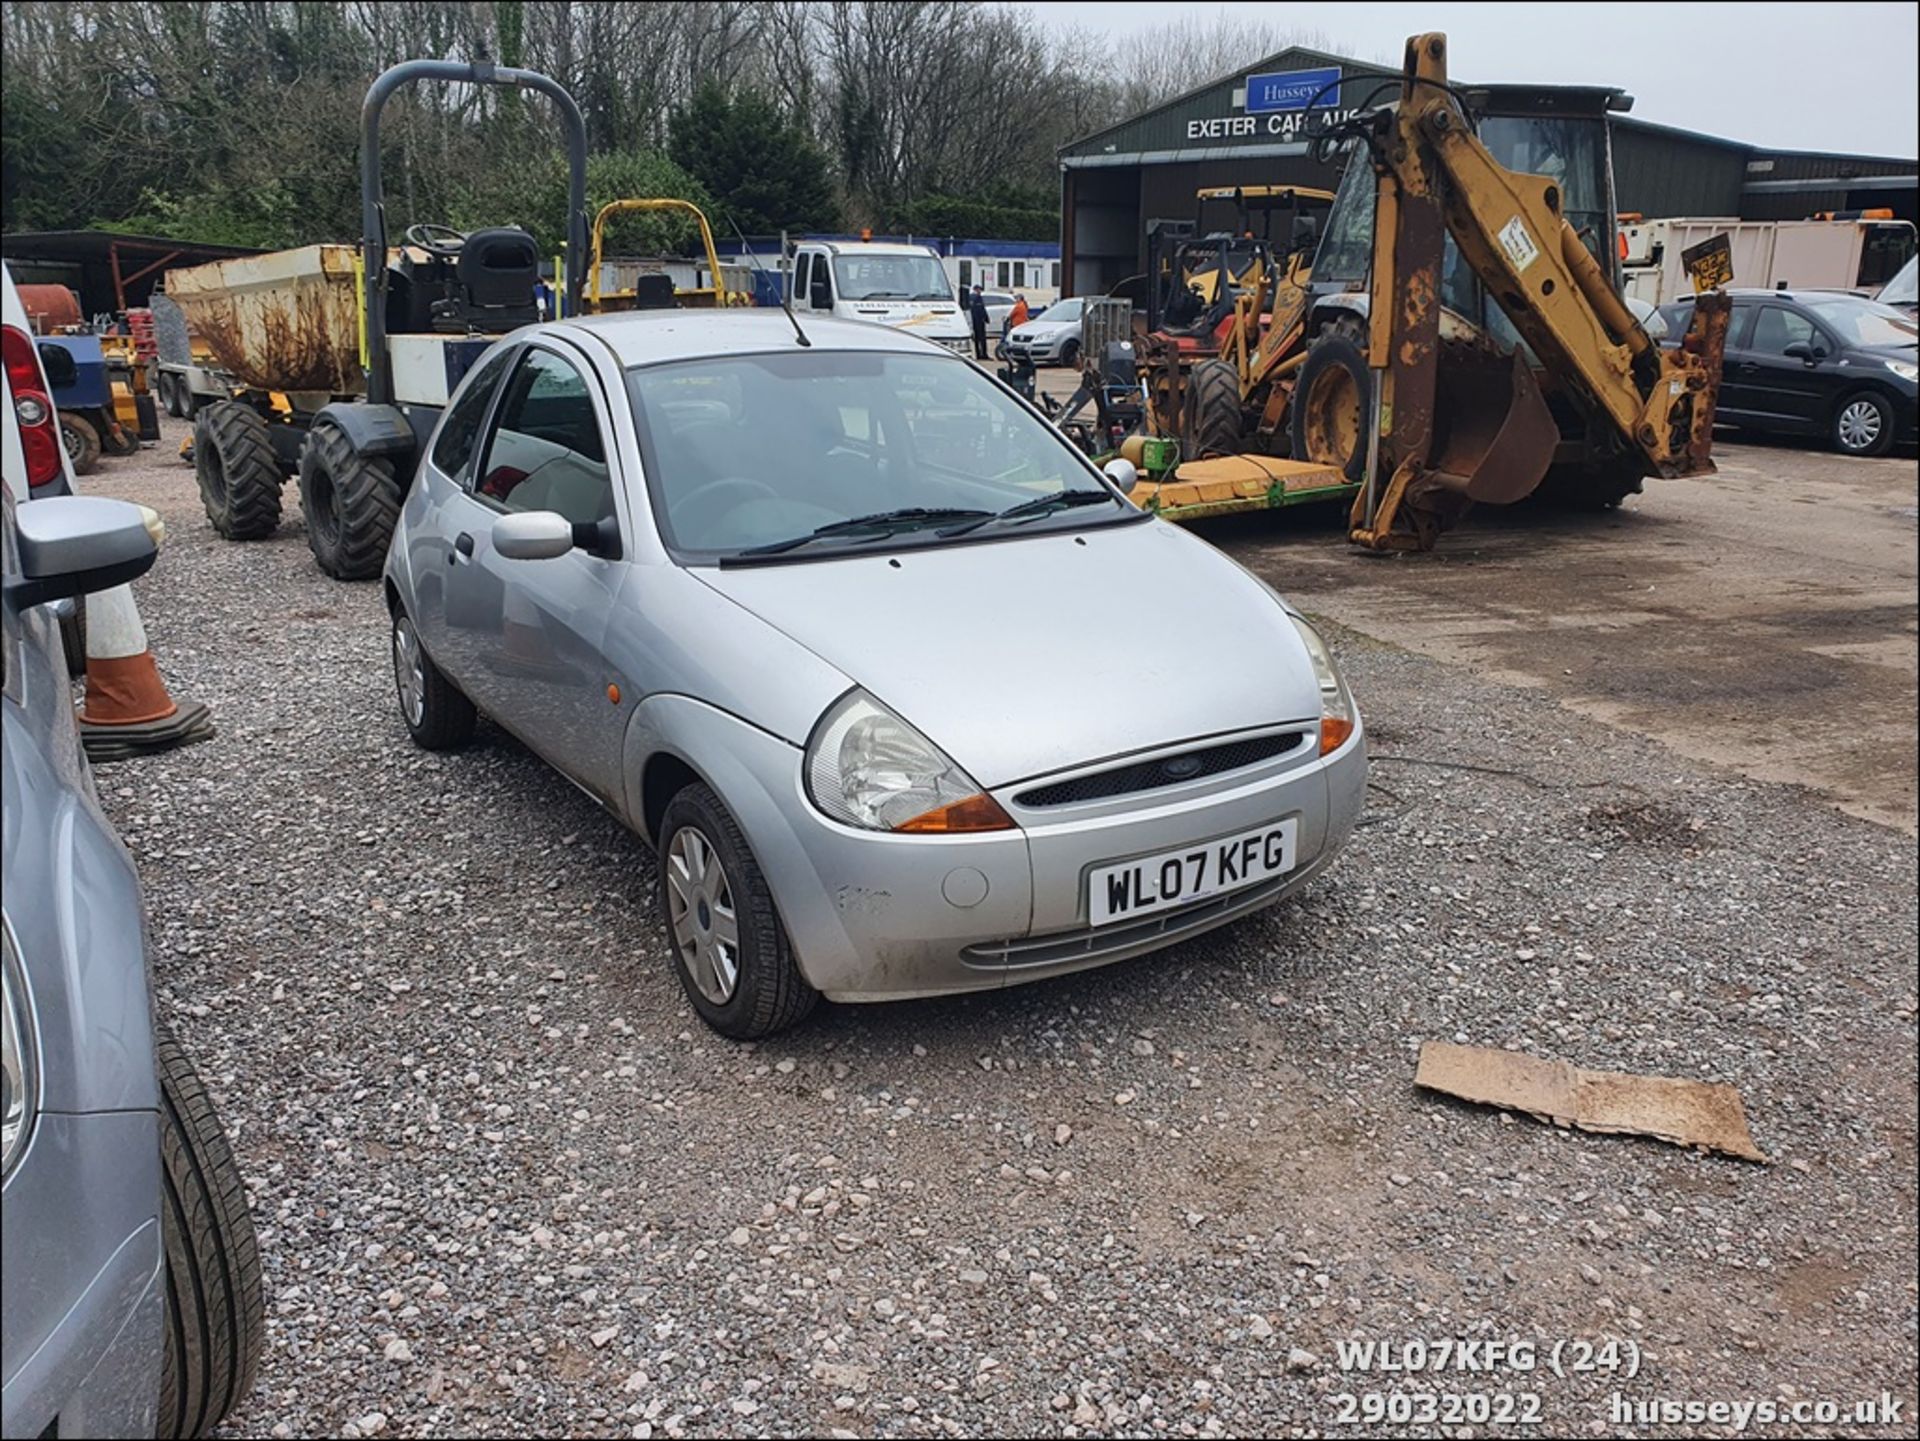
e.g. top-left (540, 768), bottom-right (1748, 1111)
top-left (1289, 616), bottom-right (1358, 755)
top-left (1885, 359), bottom-right (1917, 382)
top-left (806, 690), bottom-right (1015, 834)
top-left (2, 920), bottom-right (35, 1179)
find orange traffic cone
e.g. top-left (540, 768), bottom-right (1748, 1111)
top-left (78, 573), bottom-right (214, 762)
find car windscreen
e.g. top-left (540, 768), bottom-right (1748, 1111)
top-left (832, 254), bottom-right (953, 302)
top-left (628, 349), bottom-right (1127, 559)
top-left (1876, 255), bottom-right (1918, 309)
top-left (1043, 298), bottom-right (1083, 323)
top-left (1801, 294), bottom-right (1919, 348)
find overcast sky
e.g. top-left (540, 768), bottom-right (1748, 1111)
top-left (1026, 1), bottom-right (1918, 157)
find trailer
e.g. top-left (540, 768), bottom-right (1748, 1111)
top-left (1620, 215), bottom-right (1916, 306)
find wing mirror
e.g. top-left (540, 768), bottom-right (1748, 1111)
top-left (491, 511), bottom-right (574, 560)
top-left (8, 496), bottom-right (158, 607)
top-left (1103, 457), bottom-right (1140, 496)
top-left (1782, 340), bottom-right (1823, 364)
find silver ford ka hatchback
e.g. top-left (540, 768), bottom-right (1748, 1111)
top-left (384, 311), bottom-right (1365, 1037)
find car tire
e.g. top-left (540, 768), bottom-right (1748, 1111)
top-left (298, 418), bottom-right (399, 580)
top-left (155, 1031), bottom-right (264, 1441)
top-left (194, 402), bottom-right (283, 540)
top-left (1058, 338), bottom-right (1079, 370)
top-left (1290, 319), bottom-right (1371, 484)
top-left (59, 411), bottom-right (102, 476)
top-left (658, 782), bottom-right (818, 1040)
top-left (1832, 391), bottom-right (1894, 457)
top-left (390, 603), bottom-right (475, 751)
top-left (59, 595), bottom-right (88, 677)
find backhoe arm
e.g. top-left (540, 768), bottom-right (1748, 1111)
top-left (1351, 33), bottom-right (1730, 551)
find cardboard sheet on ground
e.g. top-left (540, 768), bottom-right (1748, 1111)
top-left (1414, 1042), bottom-right (1767, 1162)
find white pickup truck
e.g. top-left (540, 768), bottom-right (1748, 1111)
top-left (789, 240), bottom-right (973, 356)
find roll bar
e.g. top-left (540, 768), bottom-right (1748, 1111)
top-left (360, 58), bottom-right (588, 405)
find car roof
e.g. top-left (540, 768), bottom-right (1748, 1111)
top-left (549, 309), bottom-right (955, 367)
top-left (1683, 288), bottom-right (1872, 305)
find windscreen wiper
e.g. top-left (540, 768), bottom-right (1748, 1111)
top-left (730, 507), bottom-right (993, 559)
top-left (935, 489), bottom-right (1117, 537)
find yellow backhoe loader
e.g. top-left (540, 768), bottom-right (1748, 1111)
top-left (1127, 33), bottom-right (1731, 551)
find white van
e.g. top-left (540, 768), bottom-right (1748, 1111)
top-left (790, 241), bottom-right (973, 356)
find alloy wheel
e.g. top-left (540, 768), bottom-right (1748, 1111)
top-left (666, 825), bottom-right (740, 1005)
top-left (392, 614), bottom-right (425, 727)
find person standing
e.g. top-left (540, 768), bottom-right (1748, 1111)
top-left (968, 284), bottom-right (990, 360)
top-left (1007, 293), bottom-right (1030, 331)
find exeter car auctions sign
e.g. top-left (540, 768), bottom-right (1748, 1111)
top-left (1185, 65), bottom-right (1361, 143)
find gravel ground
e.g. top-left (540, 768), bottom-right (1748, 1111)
top-left (84, 429), bottom-right (1917, 1438)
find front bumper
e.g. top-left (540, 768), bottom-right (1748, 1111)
top-left (699, 708), bottom-right (1365, 1001)
top-left (1005, 335), bottom-right (1067, 364)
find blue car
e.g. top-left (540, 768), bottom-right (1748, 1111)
top-left (1, 489), bottom-right (263, 1437)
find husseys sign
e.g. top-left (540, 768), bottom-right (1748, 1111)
top-left (1185, 64), bottom-right (1364, 142)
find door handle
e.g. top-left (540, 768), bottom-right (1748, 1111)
top-left (455, 532), bottom-right (475, 559)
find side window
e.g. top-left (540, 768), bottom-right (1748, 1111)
top-left (792, 252), bottom-right (811, 308)
top-left (1722, 301), bottom-right (1754, 350)
top-left (475, 349), bottom-right (614, 529)
top-left (430, 345), bottom-right (515, 480)
top-left (1750, 305), bottom-right (1818, 356)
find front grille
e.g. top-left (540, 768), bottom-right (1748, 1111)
top-left (1015, 731), bottom-right (1306, 809)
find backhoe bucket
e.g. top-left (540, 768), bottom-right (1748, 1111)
top-left (1424, 345), bottom-right (1560, 504)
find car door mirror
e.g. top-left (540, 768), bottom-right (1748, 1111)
top-left (1103, 457), bottom-right (1139, 495)
top-left (491, 510), bottom-right (574, 560)
top-left (7, 496), bottom-right (158, 607)
top-left (1782, 340), bottom-right (1819, 364)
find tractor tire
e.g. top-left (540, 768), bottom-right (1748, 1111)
top-left (1184, 359), bottom-right (1245, 458)
top-left (59, 411), bottom-right (102, 476)
top-left (298, 418), bottom-right (399, 581)
top-left (194, 402), bottom-right (283, 540)
top-left (155, 1030), bottom-right (264, 1440)
top-left (1290, 319), bottom-right (1372, 484)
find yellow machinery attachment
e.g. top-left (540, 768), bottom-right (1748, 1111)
top-left (1348, 32), bottom-right (1730, 551)
top-left (587, 198), bottom-right (750, 312)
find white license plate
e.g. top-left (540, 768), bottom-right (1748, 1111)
top-left (1087, 817), bottom-right (1298, 927)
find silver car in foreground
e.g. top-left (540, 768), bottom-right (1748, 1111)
top-left (384, 311), bottom-right (1365, 1038)
top-left (2, 491), bottom-right (262, 1438)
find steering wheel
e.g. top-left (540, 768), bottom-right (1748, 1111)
top-left (405, 223), bottom-right (468, 258)
top-left (668, 476), bottom-right (781, 536)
